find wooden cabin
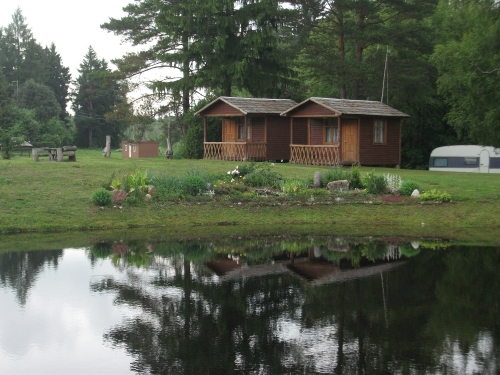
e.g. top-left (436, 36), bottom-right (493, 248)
top-left (281, 98), bottom-right (410, 166)
top-left (122, 141), bottom-right (159, 158)
top-left (195, 96), bottom-right (297, 161)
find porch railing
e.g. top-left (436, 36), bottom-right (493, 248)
top-left (290, 144), bottom-right (340, 166)
top-left (204, 142), bottom-right (267, 161)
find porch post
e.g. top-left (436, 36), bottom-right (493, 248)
top-left (338, 116), bottom-right (341, 163)
top-left (244, 116), bottom-right (248, 160)
top-left (203, 117), bottom-right (207, 143)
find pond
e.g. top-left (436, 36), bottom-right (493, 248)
top-left (0, 235), bottom-right (499, 374)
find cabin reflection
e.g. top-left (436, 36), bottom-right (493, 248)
top-left (206, 240), bottom-right (407, 286)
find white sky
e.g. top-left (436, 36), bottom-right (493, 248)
top-left (1, 1), bottom-right (136, 82)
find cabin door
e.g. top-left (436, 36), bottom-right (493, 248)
top-left (128, 144), bottom-right (132, 158)
top-left (341, 119), bottom-right (358, 163)
top-left (222, 119), bottom-right (237, 158)
top-left (480, 149), bottom-right (490, 173)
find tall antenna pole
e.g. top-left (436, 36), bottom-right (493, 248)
top-left (381, 46), bottom-right (389, 103)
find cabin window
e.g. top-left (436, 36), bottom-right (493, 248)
top-left (325, 119), bottom-right (339, 143)
top-left (374, 120), bottom-right (386, 144)
top-left (433, 158), bottom-right (448, 167)
top-left (237, 117), bottom-right (245, 140)
top-left (124, 145), bottom-right (128, 151)
top-left (464, 157), bottom-right (477, 165)
top-left (133, 146), bottom-right (137, 152)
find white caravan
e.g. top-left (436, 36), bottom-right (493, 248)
top-left (429, 145), bottom-right (500, 173)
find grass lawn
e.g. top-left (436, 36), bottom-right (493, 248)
top-left (0, 149), bottom-right (499, 245)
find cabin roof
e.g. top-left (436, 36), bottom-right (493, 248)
top-left (195, 96), bottom-right (297, 116)
top-left (281, 97), bottom-right (410, 118)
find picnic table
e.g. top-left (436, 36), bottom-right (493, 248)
top-left (32, 146), bottom-right (77, 162)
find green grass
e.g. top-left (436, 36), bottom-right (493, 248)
top-left (1, 150), bottom-right (499, 245)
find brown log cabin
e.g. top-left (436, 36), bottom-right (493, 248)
top-left (196, 96), bottom-right (409, 166)
top-left (195, 96), bottom-right (297, 161)
top-left (281, 97), bottom-right (410, 166)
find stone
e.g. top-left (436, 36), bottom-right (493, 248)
top-left (411, 189), bottom-right (420, 198)
top-left (206, 182), bottom-right (213, 191)
top-left (313, 172), bottom-right (322, 188)
top-left (327, 180), bottom-right (349, 191)
top-left (143, 193), bottom-right (152, 202)
top-left (147, 186), bottom-right (155, 195)
top-left (112, 189), bottom-right (128, 204)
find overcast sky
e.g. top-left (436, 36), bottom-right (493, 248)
top-left (1, 1), bottom-right (137, 81)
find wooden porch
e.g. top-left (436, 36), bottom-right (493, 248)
top-left (204, 142), bottom-right (267, 161)
top-left (290, 144), bottom-right (340, 166)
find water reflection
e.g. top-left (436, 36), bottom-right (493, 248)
top-left (1, 236), bottom-right (498, 374)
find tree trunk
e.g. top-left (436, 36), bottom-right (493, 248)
top-left (336, 5), bottom-right (347, 99)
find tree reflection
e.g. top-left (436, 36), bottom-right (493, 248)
top-left (0, 250), bottom-right (63, 305)
top-left (87, 238), bottom-right (499, 374)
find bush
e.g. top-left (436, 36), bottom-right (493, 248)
top-left (182, 175), bottom-right (206, 196)
top-left (362, 171), bottom-right (387, 194)
top-left (349, 163), bottom-right (363, 189)
top-left (420, 189), bottom-right (451, 202)
top-left (244, 164), bottom-right (282, 188)
top-left (322, 167), bottom-right (350, 185)
top-left (400, 180), bottom-right (420, 196)
top-left (282, 179), bottom-right (308, 194)
top-left (91, 188), bottom-right (112, 206)
top-left (384, 173), bottom-right (403, 193)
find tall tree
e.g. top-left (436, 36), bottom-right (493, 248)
top-left (102, 0), bottom-right (199, 132)
top-left (431, 0), bottom-right (500, 147)
top-left (297, 0), bottom-right (437, 100)
top-left (43, 44), bottom-right (71, 121)
top-left (72, 46), bottom-right (128, 148)
top-left (17, 79), bottom-right (60, 123)
top-left (195, 0), bottom-right (297, 98)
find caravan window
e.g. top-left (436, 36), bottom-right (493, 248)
top-left (464, 158), bottom-right (477, 165)
top-left (433, 158), bottom-right (448, 167)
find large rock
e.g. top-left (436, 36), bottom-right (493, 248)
top-left (112, 189), bottom-right (128, 204)
top-left (327, 180), bottom-right (349, 192)
top-left (411, 189), bottom-right (420, 198)
top-left (313, 172), bottom-right (322, 188)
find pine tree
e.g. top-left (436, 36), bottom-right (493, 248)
top-left (73, 47), bottom-right (128, 148)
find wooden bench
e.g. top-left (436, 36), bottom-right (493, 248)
top-left (33, 146), bottom-right (77, 162)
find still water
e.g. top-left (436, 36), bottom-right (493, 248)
top-left (0, 236), bottom-right (498, 374)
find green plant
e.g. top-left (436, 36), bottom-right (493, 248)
top-left (282, 179), bottom-right (308, 194)
top-left (244, 163), bottom-right (282, 188)
top-left (420, 189), bottom-right (451, 202)
top-left (322, 166), bottom-right (350, 185)
top-left (384, 173), bottom-right (403, 193)
top-left (400, 180), bottom-right (420, 196)
top-left (91, 188), bottom-right (112, 206)
top-left (349, 163), bottom-right (363, 189)
top-left (362, 171), bottom-right (387, 194)
top-left (110, 169), bottom-right (151, 199)
top-left (183, 175), bottom-right (206, 196)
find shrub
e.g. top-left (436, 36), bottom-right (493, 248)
top-left (349, 163), bottom-right (363, 189)
top-left (322, 166), bottom-right (350, 185)
top-left (182, 175), bottom-right (206, 196)
top-left (420, 189), bottom-right (451, 202)
top-left (400, 180), bottom-right (420, 196)
top-left (244, 164), bottom-right (282, 188)
top-left (237, 162), bottom-right (256, 177)
top-left (91, 188), bottom-right (112, 206)
top-left (384, 173), bottom-right (403, 193)
top-left (282, 179), bottom-right (308, 194)
top-left (362, 171), bottom-right (387, 194)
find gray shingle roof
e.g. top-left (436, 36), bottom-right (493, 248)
top-left (196, 96), bottom-right (297, 116)
top-left (282, 97), bottom-right (410, 117)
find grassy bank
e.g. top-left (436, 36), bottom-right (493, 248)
top-left (1, 150), bottom-right (499, 245)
